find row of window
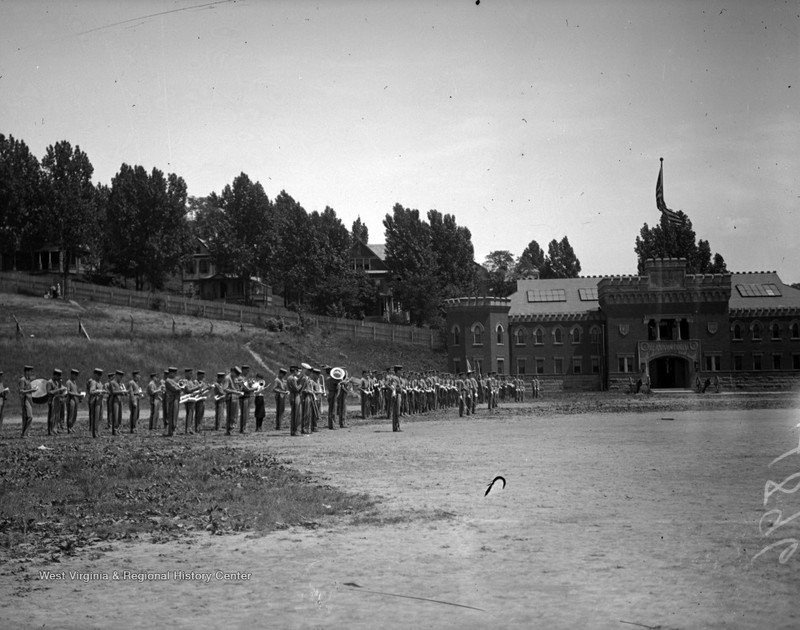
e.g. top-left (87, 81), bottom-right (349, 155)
top-left (454, 321), bottom-right (800, 347)
top-left (452, 323), bottom-right (602, 347)
top-left (453, 356), bottom-right (602, 376)
top-left (732, 321), bottom-right (800, 341)
top-left (614, 353), bottom-right (800, 373)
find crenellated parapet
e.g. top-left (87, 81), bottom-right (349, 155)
top-left (443, 296), bottom-right (511, 310)
top-left (598, 258), bottom-right (731, 307)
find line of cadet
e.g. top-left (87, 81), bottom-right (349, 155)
top-left (355, 367), bottom-right (540, 429)
top-left (8, 364), bottom-right (541, 439)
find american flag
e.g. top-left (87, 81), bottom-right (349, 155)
top-left (656, 159), bottom-right (684, 226)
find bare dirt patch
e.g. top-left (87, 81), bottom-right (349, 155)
top-left (2, 400), bottom-right (800, 628)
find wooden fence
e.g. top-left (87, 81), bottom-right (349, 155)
top-left (0, 273), bottom-right (446, 350)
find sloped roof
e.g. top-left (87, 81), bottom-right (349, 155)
top-left (367, 243), bottom-right (387, 260)
top-left (508, 277), bottom-right (601, 316)
top-left (728, 272), bottom-right (800, 310)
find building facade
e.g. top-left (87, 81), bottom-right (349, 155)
top-left (444, 258), bottom-right (800, 392)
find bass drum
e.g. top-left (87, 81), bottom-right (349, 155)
top-left (31, 378), bottom-right (49, 405)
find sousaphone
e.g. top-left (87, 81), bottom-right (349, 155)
top-left (330, 367), bottom-right (346, 381)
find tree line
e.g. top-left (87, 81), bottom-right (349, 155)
top-left (1, 132), bottom-right (728, 327)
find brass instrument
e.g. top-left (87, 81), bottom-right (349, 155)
top-left (178, 379), bottom-right (188, 388)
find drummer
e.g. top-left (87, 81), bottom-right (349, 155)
top-left (19, 365), bottom-right (37, 438)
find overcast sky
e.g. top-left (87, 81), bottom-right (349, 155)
top-left (2, 0), bottom-right (798, 281)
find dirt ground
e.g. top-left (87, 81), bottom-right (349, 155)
top-left (3, 400), bottom-right (800, 629)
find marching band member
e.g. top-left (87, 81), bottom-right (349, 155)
top-left (147, 372), bottom-right (161, 431)
top-left (163, 367), bottom-right (181, 437)
top-left (300, 363), bottom-right (314, 435)
top-left (223, 366), bottom-right (242, 436)
top-left (88, 368), bottom-right (105, 438)
top-left (287, 365), bottom-right (302, 436)
top-left (254, 372), bottom-right (266, 432)
top-left (324, 367), bottom-right (338, 430)
top-left (19, 365), bottom-right (36, 438)
top-left (109, 370), bottom-right (126, 436)
top-left (213, 372), bottom-right (226, 431)
top-left (105, 372), bottom-right (114, 430)
top-left (273, 368), bottom-right (288, 431)
top-left (194, 370), bottom-right (208, 433)
top-left (182, 368), bottom-right (197, 435)
top-left (239, 365), bottom-right (254, 434)
top-left (65, 368), bottom-right (81, 434)
top-left (128, 370), bottom-right (142, 434)
top-left (46, 369), bottom-right (67, 435)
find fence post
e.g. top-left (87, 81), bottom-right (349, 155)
top-left (172, 317), bottom-right (176, 335)
top-left (210, 321), bottom-right (214, 335)
top-left (411, 328), bottom-right (414, 344)
top-left (240, 309), bottom-right (244, 331)
top-left (130, 315), bottom-right (134, 334)
top-left (430, 330), bottom-right (434, 348)
top-left (12, 314), bottom-right (23, 338)
top-left (372, 325), bottom-right (376, 341)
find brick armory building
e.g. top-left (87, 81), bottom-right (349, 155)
top-left (444, 258), bottom-right (800, 391)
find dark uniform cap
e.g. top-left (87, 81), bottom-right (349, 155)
top-left (312, 368), bottom-right (321, 374)
top-left (94, 367), bottom-right (103, 374)
top-left (184, 368), bottom-right (193, 373)
top-left (132, 370), bottom-right (139, 375)
top-left (242, 365), bottom-right (250, 370)
top-left (53, 369), bottom-right (62, 375)
top-left (216, 372), bottom-right (225, 378)
top-left (150, 372), bottom-right (157, 378)
top-left (279, 368), bottom-right (288, 374)
top-left (233, 366), bottom-right (242, 375)
top-left (24, 365), bottom-right (34, 371)
top-left (393, 365), bottom-right (403, 371)
top-left (168, 366), bottom-right (178, 372)
top-left (115, 370), bottom-right (124, 376)
top-left (197, 370), bottom-right (205, 375)
top-left (289, 365), bottom-right (299, 371)
top-left (163, 370), bottom-right (169, 376)
top-left (70, 368), bottom-right (79, 374)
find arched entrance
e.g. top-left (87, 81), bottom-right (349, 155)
top-left (648, 356), bottom-right (690, 389)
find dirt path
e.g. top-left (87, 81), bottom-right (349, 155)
top-left (2, 407), bottom-right (800, 628)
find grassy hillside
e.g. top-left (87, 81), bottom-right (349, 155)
top-left (0, 293), bottom-right (447, 418)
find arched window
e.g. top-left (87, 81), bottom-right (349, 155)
top-left (732, 323), bottom-right (743, 341)
top-left (752, 322), bottom-right (762, 341)
top-left (589, 325), bottom-right (601, 345)
top-left (792, 321), bottom-right (800, 339)
top-left (471, 323), bottom-right (484, 346)
top-left (534, 327), bottom-right (544, 345)
top-left (515, 328), bottom-right (526, 346)
top-left (451, 325), bottom-right (461, 346)
top-left (553, 327), bottom-right (563, 345)
top-left (496, 324), bottom-right (504, 345)
top-left (571, 326), bottom-right (582, 344)
top-left (771, 322), bottom-right (781, 340)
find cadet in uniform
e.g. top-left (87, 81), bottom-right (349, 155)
top-left (46, 369), bottom-right (67, 435)
top-left (163, 367), bottom-right (181, 437)
top-left (88, 368), bottom-right (104, 438)
top-left (182, 368), bottom-right (197, 435)
top-left (19, 365), bottom-right (36, 438)
top-left (389, 365), bottom-right (404, 432)
top-left (147, 372), bottom-right (161, 431)
top-left (109, 370), bottom-right (126, 436)
top-left (287, 365), bottom-right (302, 436)
top-left (300, 363), bottom-right (314, 435)
top-left (254, 373), bottom-right (266, 432)
top-left (128, 370), bottom-right (143, 433)
top-left (65, 368), bottom-right (81, 434)
top-left (273, 368), bottom-right (288, 430)
top-left (239, 365), bottom-right (255, 434)
top-left (223, 366), bottom-right (242, 436)
top-left (213, 372), bottom-right (226, 430)
top-left (194, 370), bottom-right (208, 433)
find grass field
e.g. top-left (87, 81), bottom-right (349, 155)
top-left (0, 292), bottom-right (446, 417)
top-left (2, 397), bottom-right (800, 629)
